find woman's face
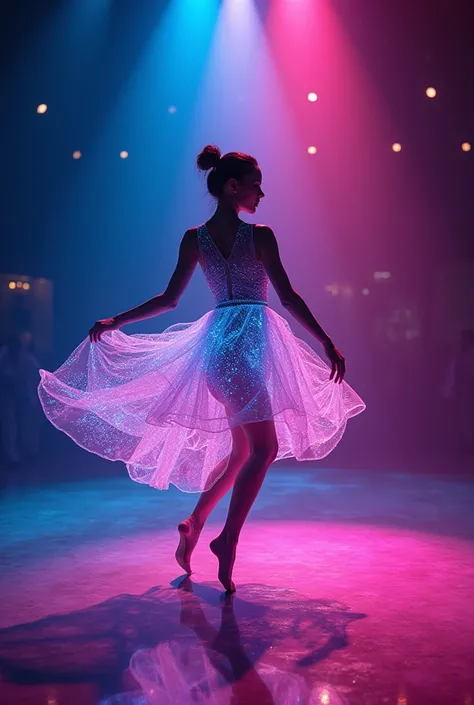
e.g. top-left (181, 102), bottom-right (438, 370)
top-left (227, 167), bottom-right (265, 214)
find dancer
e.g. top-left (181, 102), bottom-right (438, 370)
top-left (38, 145), bottom-right (365, 592)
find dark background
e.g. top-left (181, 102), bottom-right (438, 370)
top-left (1, 0), bottom-right (473, 474)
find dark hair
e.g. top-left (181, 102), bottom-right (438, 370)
top-left (196, 144), bottom-right (258, 198)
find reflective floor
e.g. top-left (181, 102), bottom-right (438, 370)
top-left (1, 461), bottom-right (473, 704)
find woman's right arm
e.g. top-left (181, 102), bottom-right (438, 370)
top-left (89, 229), bottom-right (199, 342)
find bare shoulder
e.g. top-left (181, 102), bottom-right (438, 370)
top-left (253, 224), bottom-right (277, 262)
top-left (254, 224), bottom-right (275, 237)
top-left (181, 227), bottom-right (199, 255)
top-left (184, 226), bottom-right (198, 245)
top-left (253, 224), bottom-right (296, 305)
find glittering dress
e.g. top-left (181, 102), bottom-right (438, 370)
top-left (38, 222), bottom-right (365, 492)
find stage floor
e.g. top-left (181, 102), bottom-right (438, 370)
top-left (1, 462), bottom-right (473, 705)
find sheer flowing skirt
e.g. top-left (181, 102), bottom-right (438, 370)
top-left (38, 302), bottom-right (365, 492)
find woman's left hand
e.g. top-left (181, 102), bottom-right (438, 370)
top-left (89, 317), bottom-right (121, 343)
top-left (323, 340), bottom-right (346, 384)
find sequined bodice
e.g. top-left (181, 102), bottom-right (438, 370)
top-left (197, 222), bottom-right (269, 306)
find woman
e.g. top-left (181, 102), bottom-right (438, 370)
top-left (38, 145), bottom-right (365, 592)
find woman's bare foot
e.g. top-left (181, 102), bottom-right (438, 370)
top-left (210, 534), bottom-right (238, 593)
top-left (175, 516), bottom-right (202, 574)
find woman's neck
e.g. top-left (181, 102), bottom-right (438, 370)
top-left (208, 202), bottom-right (240, 229)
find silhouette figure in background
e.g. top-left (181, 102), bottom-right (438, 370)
top-left (443, 328), bottom-right (474, 453)
top-left (38, 145), bottom-right (365, 592)
top-left (0, 334), bottom-right (40, 464)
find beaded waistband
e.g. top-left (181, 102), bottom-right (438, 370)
top-left (215, 299), bottom-right (268, 309)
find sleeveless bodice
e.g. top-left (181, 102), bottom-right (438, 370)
top-left (197, 222), bottom-right (269, 306)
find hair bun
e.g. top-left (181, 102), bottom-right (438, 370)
top-left (196, 144), bottom-right (221, 171)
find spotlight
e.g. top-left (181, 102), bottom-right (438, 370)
top-left (307, 146), bottom-right (317, 155)
top-left (16, 281), bottom-right (23, 288)
top-left (23, 282), bottom-right (30, 290)
top-left (307, 92), bottom-right (318, 102)
top-left (8, 281), bottom-right (16, 290)
top-left (37, 104), bottom-right (48, 114)
top-left (461, 142), bottom-right (471, 152)
top-left (426, 87), bottom-right (436, 98)
top-left (120, 151), bottom-right (129, 159)
top-left (392, 143), bottom-right (402, 152)
top-left (72, 150), bottom-right (82, 159)
top-left (168, 106), bottom-right (177, 114)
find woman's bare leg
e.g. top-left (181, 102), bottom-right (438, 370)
top-left (210, 419), bottom-right (278, 592)
top-left (192, 424), bottom-right (250, 524)
top-left (175, 424), bottom-right (250, 574)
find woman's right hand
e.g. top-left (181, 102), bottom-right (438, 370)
top-left (89, 317), bottom-right (120, 343)
top-left (323, 340), bottom-right (346, 384)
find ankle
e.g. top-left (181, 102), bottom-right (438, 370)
top-left (189, 513), bottom-right (204, 530)
top-left (218, 529), bottom-right (239, 544)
